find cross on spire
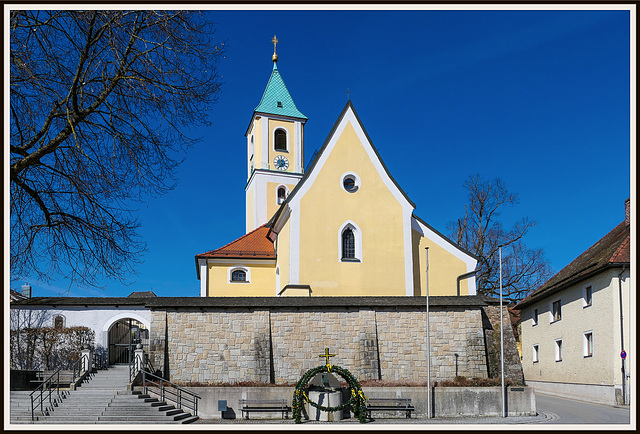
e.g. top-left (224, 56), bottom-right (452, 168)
top-left (346, 88), bottom-right (351, 101)
top-left (271, 35), bottom-right (279, 62)
top-left (319, 347), bottom-right (336, 366)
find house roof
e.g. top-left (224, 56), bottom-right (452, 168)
top-left (195, 224), bottom-right (275, 261)
top-left (516, 220), bottom-right (630, 309)
top-left (127, 291), bottom-right (157, 298)
top-left (10, 289), bottom-right (27, 302)
top-left (254, 62), bottom-right (307, 120)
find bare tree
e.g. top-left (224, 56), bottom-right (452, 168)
top-left (448, 175), bottom-right (553, 302)
top-left (10, 10), bottom-right (224, 287)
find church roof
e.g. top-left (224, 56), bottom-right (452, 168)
top-left (516, 219), bottom-right (630, 309)
top-left (254, 63), bottom-right (307, 120)
top-left (195, 224), bottom-right (275, 260)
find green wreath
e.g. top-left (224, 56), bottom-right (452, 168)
top-left (292, 364), bottom-right (368, 423)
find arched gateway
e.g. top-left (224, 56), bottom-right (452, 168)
top-left (107, 317), bottom-right (150, 365)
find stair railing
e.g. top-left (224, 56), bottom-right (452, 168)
top-left (30, 352), bottom-right (91, 421)
top-left (140, 370), bottom-right (200, 416)
top-left (29, 369), bottom-right (62, 421)
top-left (129, 356), bottom-right (136, 382)
top-left (93, 352), bottom-right (107, 370)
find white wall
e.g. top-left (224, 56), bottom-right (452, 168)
top-left (11, 306), bottom-right (152, 350)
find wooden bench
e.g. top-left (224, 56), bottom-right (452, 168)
top-left (238, 399), bottom-right (291, 419)
top-left (366, 397), bottom-right (415, 419)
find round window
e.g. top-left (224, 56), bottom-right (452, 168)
top-left (341, 173), bottom-right (359, 193)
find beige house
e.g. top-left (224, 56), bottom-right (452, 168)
top-left (516, 199), bottom-right (631, 405)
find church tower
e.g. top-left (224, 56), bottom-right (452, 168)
top-left (245, 36), bottom-right (307, 232)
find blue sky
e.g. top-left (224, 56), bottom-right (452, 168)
top-left (14, 7), bottom-right (632, 298)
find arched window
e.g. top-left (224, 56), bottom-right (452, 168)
top-left (277, 186), bottom-right (287, 204)
top-left (274, 129), bottom-right (287, 151)
top-left (339, 221), bottom-right (362, 262)
top-left (231, 270), bottom-right (247, 282)
top-left (342, 228), bottom-right (356, 260)
top-left (54, 315), bottom-right (64, 329)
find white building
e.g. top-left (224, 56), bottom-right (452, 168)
top-left (516, 199), bottom-right (631, 405)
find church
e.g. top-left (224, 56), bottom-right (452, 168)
top-left (195, 41), bottom-right (477, 299)
top-left (11, 42), bottom-right (524, 394)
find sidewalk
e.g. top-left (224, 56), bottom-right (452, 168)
top-left (195, 412), bottom-right (555, 424)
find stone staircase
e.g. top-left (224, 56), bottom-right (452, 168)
top-left (10, 365), bottom-right (198, 424)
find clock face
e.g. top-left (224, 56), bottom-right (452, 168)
top-left (274, 155), bottom-right (289, 171)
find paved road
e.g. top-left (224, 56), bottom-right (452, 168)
top-left (535, 393), bottom-right (631, 425)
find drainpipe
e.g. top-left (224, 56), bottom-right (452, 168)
top-left (457, 268), bottom-right (479, 296)
top-left (617, 265), bottom-right (627, 404)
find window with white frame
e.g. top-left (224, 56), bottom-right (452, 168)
top-left (274, 128), bottom-right (287, 151)
top-left (228, 266), bottom-right (250, 283)
top-left (532, 344), bottom-right (539, 363)
top-left (583, 331), bottom-right (593, 357)
top-left (551, 299), bottom-right (562, 322)
top-left (340, 172), bottom-right (360, 193)
top-left (532, 308), bottom-right (539, 326)
top-left (277, 186), bottom-right (288, 204)
top-left (54, 315), bottom-right (65, 329)
top-left (555, 339), bottom-right (563, 362)
top-left (583, 285), bottom-right (593, 307)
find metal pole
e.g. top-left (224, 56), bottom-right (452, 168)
top-left (425, 247), bottom-right (431, 419)
top-left (500, 246), bottom-right (505, 417)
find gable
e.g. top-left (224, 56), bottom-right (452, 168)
top-left (269, 101), bottom-right (414, 235)
top-left (272, 102), bottom-right (416, 296)
top-left (293, 101), bottom-right (415, 211)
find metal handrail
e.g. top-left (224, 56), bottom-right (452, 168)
top-left (129, 356), bottom-right (136, 381)
top-left (140, 370), bottom-right (200, 416)
top-left (92, 352), bottom-right (107, 370)
top-left (30, 369), bottom-right (61, 421)
top-left (29, 353), bottom-right (90, 421)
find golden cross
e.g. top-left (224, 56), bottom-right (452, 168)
top-left (319, 348), bottom-right (335, 366)
top-left (271, 35), bottom-right (279, 54)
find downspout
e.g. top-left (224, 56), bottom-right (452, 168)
top-left (617, 265), bottom-right (627, 404)
top-left (457, 268), bottom-right (479, 296)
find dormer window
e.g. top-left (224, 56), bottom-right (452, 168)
top-left (274, 129), bottom-right (287, 151)
top-left (277, 101), bottom-right (283, 108)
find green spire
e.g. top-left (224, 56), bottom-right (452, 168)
top-left (254, 58), bottom-right (307, 120)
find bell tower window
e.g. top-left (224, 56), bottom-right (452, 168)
top-left (274, 129), bottom-right (287, 151)
top-left (277, 186), bottom-right (287, 204)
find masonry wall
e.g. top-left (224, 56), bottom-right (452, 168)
top-left (149, 304), bottom-right (523, 386)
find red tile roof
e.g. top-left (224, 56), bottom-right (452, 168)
top-left (196, 224), bottom-right (275, 260)
top-left (516, 220), bottom-right (630, 309)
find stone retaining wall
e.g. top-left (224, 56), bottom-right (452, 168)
top-left (176, 385), bottom-right (536, 419)
top-left (148, 303), bottom-right (523, 386)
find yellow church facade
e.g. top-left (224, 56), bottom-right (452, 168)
top-left (196, 50), bottom-right (477, 298)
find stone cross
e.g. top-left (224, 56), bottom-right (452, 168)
top-left (319, 347), bottom-right (335, 366)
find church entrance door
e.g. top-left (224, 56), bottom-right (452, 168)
top-left (108, 318), bottom-right (149, 365)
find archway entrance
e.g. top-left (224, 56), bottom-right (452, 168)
top-left (108, 318), bottom-right (149, 365)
